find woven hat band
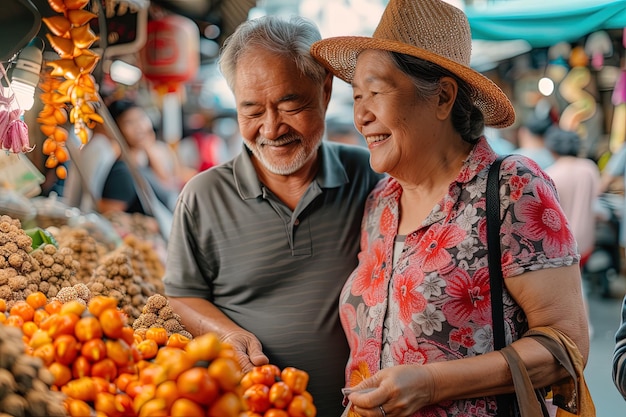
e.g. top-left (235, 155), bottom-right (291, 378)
top-left (373, 0), bottom-right (471, 67)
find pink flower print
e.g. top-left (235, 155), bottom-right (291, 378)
top-left (417, 223), bottom-right (466, 273)
top-left (514, 181), bottom-right (575, 257)
top-left (442, 266), bottom-right (491, 327)
top-left (379, 205), bottom-right (395, 236)
top-left (339, 302), bottom-right (359, 350)
top-left (350, 337), bottom-right (381, 378)
top-left (509, 174), bottom-right (530, 201)
top-left (353, 239), bottom-right (387, 306)
top-left (449, 326), bottom-right (476, 349)
top-left (393, 268), bottom-right (427, 325)
top-left (391, 328), bottom-right (446, 365)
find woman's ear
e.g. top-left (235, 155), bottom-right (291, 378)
top-left (436, 77), bottom-right (457, 121)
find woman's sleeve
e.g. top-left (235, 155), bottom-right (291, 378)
top-left (499, 156), bottom-right (579, 278)
top-left (614, 295), bottom-right (626, 399)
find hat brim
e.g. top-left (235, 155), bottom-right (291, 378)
top-left (311, 36), bottom-right (515, 128)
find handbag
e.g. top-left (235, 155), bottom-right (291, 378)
top-left (486, 155), bottom-right (596, 417)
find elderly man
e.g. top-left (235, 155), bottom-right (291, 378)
top-left (162, 15), bottom-right (383, 416)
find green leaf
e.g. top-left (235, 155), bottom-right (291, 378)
top-left (24, 227), bottom-right (58, 251)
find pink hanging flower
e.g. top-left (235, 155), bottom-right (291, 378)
top-left (0, 86), bottom-right (33, 154)
top-left (6, 118), bottom-right (33, 153)
top-left (0, 103), bottom-right (10, 141)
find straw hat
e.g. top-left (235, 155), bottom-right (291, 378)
top-left (310, 0), bottom-right (515, 128)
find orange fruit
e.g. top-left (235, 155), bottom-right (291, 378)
top-left (74, 316), bottom-right (103, 342)
top-left (48, 362), bottom-right (72, 387)
top-left (176, 367), bottom-right (219, 406)
top-left (242, 383), bottom-right (271, 414)
top-left (21, 321), bottom-right (38, 338)
top-left (184, 332), bottom-right (221, 362)
top-left (26, 292), bottom-right (47, 309)
top-left (287, 394), bottom-right (317, 417)
top-left (10, 301), bottom-right (35, 322)
top-left (154, 379), bottom-right (180, 409)
top-left (99, 308), bottom-right (126, 339)
top-left (208, 356), bottom-right (242, 391)
top-left (207, 391), bottom-right (242, 417)
top-left (145, 327), bottom-right (168, 346)
top-left (170, 398), bottom-right (205, 417)
top-left (268, 381), bottom-right (293, 409)
top-left (264, 409), bottom-right (290, 417)
top-left (66, 399), bottom-right (92, 417)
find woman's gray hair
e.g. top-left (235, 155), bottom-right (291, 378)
top-left (389, 52), bottom-right (485, 144)
top-left (218, 15), bottom-right (327, 91)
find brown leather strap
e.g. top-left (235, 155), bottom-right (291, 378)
top-left (500, 345), bottom-right (548, 417)
top-left (526, 331), bottom-right (577, 384)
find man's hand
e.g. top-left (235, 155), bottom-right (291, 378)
top-left (222, 330), bottom-right (270, 373)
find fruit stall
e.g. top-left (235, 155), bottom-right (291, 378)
top-left (0, 216), bottom-right (318, 417)
top-left (0, 0), bottom-right (319, 416)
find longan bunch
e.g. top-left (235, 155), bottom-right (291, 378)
top-left (123, 234), bottom-right (165, 295)
top-left (29, 244), bottom-right (81, 302)
top-left (51, 227), bottom-right (103, 283)
top-left (132, 294), bottom-right (192, 340)
top-left (0, 268), bottom-right (40, 311)
top-left (0, 215), bottom-right (35, 275)
top-left (86, 246), bottom-right (158, 325)
top-left (0, 324), bottom-right (67, 416)
top-left (39, 0), bottom-right (102, 179)
top-left (52, 283), bottom-right (90, 305)
top-left (104, 212), bottom-right (167, 260)
top-left (0, 216), bottom-right (40, 310)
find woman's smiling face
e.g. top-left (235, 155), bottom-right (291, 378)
top-left (352, 49), bottom-right (440, 178)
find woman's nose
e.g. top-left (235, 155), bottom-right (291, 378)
top-left (354, 102), bottom-right (374, 130)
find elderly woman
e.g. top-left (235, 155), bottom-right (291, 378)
top-left (311, 0), bottom-right (590, 416)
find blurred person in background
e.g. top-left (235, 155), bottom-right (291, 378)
top-left (544, 126), bottom-right (601, 338)
top-left (514, 103), bottom-right (556, 170)
top-left (544, 127), bottom-right (601, 268)
top-left (311, 0), bottom-right (589, 415)
top-left (162, 15), bottom-right (384, 416)
top-left (177, 110), bottom-right (230, 174)
top-left (97, 99), bottom-right (180, 216)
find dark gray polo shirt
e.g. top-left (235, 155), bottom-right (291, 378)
top-left (163, 140), bottom-right (383, 416)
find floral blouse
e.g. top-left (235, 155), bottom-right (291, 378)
top-left (340, 138), bottom-right (579, 416)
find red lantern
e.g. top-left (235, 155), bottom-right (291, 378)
top-left (141, 14), bottom-right (199, 93)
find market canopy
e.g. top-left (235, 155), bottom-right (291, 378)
top-left (465, 0), bottom-right (626, 48)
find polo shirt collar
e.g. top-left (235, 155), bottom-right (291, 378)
top-left (233, 141), bottom-right (350, 200)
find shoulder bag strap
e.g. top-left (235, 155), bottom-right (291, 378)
top-left (486, 155), bottom-right (515, 416)
top-left (487, 155), bottom-right (550, 417)
top-left (487, 155), bottom-right (508, 351)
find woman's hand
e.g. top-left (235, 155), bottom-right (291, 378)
top-left (348, 365), bottom-right (435, 417)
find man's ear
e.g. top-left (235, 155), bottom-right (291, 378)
top-left (436, 77), bottom-right (458, 121)
top-left (323, 71), bottom-right (333, 107)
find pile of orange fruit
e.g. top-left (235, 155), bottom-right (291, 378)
top-left (240, 364), bottom-right (317, 417)
top-left (0, 292), bottom-right (317, 416)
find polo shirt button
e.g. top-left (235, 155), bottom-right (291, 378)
top-left (294, 219), bottom-right (300, 226)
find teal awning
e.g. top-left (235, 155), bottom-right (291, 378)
top-left (466, 0), bottom-right (626, 48)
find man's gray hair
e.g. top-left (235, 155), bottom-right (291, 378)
top-left (218, 15), bottom-right (327, 91)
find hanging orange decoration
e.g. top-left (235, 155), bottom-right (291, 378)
top-left (38, 0), bottom-right (103, 177)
